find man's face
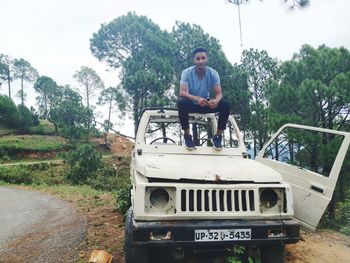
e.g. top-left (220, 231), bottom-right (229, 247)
top-left (194, 52), bottom-right (208, 70)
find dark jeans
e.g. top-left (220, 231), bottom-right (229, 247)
top-left (177, 98), bottom-right (230, 131)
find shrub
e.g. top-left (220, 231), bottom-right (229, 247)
top-left (340, 226), bottom-right (350, 236)
top-left (116, 188), bottom-right (131, 216)
top-left (87, 166), bottom-right (119, 191)
top-left (65, 144), bottom-right (102, 184)
top-left (0, 165), bottom-right (33, 184)
top-left (0, 95), bottom-right (20, 127)
top-left (18, 105), bottom-right (36, 132)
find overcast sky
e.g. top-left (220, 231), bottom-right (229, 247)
top-left (1, 0), bottom-right (350, 136)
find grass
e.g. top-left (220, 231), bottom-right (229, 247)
top-left (0, 135), bottom-right (70, 153)
top-left (28, 120), bottom-right (57, 135)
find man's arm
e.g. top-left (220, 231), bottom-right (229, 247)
top-left (208, 84), bottom-right (223, 109)
top-left (179, 84), bottom-right (208, 107)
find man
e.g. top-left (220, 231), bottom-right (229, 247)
top-left (178, 47), bottom-right (230, 150)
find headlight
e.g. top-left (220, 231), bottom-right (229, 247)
top-left (260, 189), bottom-right (278, 209)
top-left (145, 187), bottom-right (176, 214)
top-left (259, 188), bottom-right (285, 214)
top-left (150, 188), bottom-right (169, 208)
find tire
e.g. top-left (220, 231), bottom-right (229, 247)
top-left (124, 208), bottom-right (149, 263)
top-left (260, 243), bottom-right (285, 263)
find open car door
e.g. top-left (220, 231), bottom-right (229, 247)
top-left (256, 124), bottom-right (350, 231)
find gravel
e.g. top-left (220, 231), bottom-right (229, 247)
top-left (0, 186), bottom-right (86, 262)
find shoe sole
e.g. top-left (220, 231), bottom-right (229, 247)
top-left (185, 145), bottom-right (196, 151)
top-left (211, 139), bottom-right (222, 151)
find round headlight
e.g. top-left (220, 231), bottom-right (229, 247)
top-left (150, 188), bottom-right (169, 208)
top-left (260, 189), bottom-right (278, 209)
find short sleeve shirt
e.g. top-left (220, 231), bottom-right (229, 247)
top-left (180, 66), bottom-right (220, 101)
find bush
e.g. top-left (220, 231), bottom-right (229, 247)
top-left (28, 120), bottom-right (56, 135)
top-left (87, 166), bottom-right (119, 191)
top-left (340, 226), bottom-right (350, 236)
top-left (116, 188), bottom-right (131, 216)
top-left (18, 105), bottom-right (36, 132)
top-left (0, 95), bottom-right (20, 127)
top-left (64, 144), bottom-right (102, 184)
top-left (0, 165), bottom-right (33, 184)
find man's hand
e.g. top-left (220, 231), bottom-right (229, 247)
top-left (208, 99), bottom-right (218, 109)
top-left (197, 97), bottom-right (209, 107)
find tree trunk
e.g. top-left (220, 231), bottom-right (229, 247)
top-left (86, 86), bottom-right (90, 109)
top-left (133, 95), bottom-right (140, 136)
top-left (21, 76), bottom-right (24, 105)
top-left (44, 94), bottom-right (48, 119)
top-left (107, 97), bottom-right (112, 134)
top-left (275, 138), bottom-right (279, 161)
top-left (289, 141), bottom-right (294, 163)
top-left (339, 174), bottom-right (345, 202)
top-left (253, 136), bottom-right (257, 159)
top-left (7, 71), bottom-right (11, 98)
top-left (328, 197), bottom-right (336, 221)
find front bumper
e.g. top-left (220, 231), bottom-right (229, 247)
top-left (132, 217), bottom-right (300, 248)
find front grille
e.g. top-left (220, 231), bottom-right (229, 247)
top-left (180, 189), bottom-right (255, 212)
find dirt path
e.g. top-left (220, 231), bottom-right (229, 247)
top-left (286, 230), bottom-right (350, 262)
top-left (0, 186), bottom-right (86, 263)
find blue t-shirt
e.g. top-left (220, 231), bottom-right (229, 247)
top-left (180, 66), bottom-right (220, 100)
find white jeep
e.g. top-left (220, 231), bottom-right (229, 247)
top-left (125, 108), bottom-right (350, 263)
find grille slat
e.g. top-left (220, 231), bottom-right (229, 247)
top-left (180, 188), bottom-right (256, 213)
top-left (223, 190), bottom-right (228, 211)
top-left (246, 190), bottom-right (250, 211)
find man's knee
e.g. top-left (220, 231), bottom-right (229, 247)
top-left (219, 100), bottom-right (230, 113)
top-left (177, 98), bottom-right (192, 110)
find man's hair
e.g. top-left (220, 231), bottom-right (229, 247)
top-left (192, 47), bottom-right (207, 57)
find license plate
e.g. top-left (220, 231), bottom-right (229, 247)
top-left (194, 229), bottom-right (251, 242)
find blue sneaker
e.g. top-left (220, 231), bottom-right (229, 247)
top-left (184, 134), bottom-right (195, 150)
top-left (211, 134), bottom-right (222, 150)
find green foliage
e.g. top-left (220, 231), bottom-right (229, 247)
top-left (64, 144), bottom-right (102, 184)
top-left (13, 58), bottom-right (39, 105)
top-left (0, 163), bottom-right (66, 185)
top-left (91, 12), bottom-right (175, 132)
top-left (0, 165), bottom-right (33, 184)
top-left (87, 165), bottom-right (118, 191)
top-left (226, 245), bottom-right (245, 263)
top-left (115, 188), bottom-right (130, 217)
top-left (240, 49), bottom-right (277, 155)
top-left (0, 94), bottom-right (20, 127)
top-left (28, 119), bottom-right (57, 135)
top-left (0, 54), bottom-right (14, 98)
top-left (17, 105), bottom-right (36, 132)
top-left (73, 66), bottom-right (104, 108)
top-left (0, 135), bottom-right (69, 156)
top-left (33, 76), bottom-right (61, 119)
top-left (49, 85), bottom-right (93, 140)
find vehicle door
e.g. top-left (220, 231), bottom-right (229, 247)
top-left (256, 124), bottom-right (350, 231)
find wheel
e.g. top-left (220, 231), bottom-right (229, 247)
top-left (124, 208), bottom-right (149, 263)
top-left (149, 137), bottom-right (176, 144)
top-left (260, 243), bottom-right (285, 263)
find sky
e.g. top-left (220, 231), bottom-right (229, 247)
top-left (1, 0), bottom-right (350, 136)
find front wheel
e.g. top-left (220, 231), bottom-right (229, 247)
top-left (124, 208), bottom-right (149, 263)
top-left (260, 243), bottom-right (285, 263)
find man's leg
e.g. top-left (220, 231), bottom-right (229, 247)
top-left (178, 99), bottom-right (193, 133)
top-left (216, 100), bottom-right (230, 134)
top-left (177, 99), bottom-right (200, 149)
top-left (204, 100), bottom-right (230, 149)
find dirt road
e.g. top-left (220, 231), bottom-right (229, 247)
top-left (286, 230), bottom-right (350, 262)
top-left (0, 186), bottom-right (86, 263)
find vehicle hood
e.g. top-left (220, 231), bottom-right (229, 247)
top-left (134, 154), bottom-right (282, 183)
